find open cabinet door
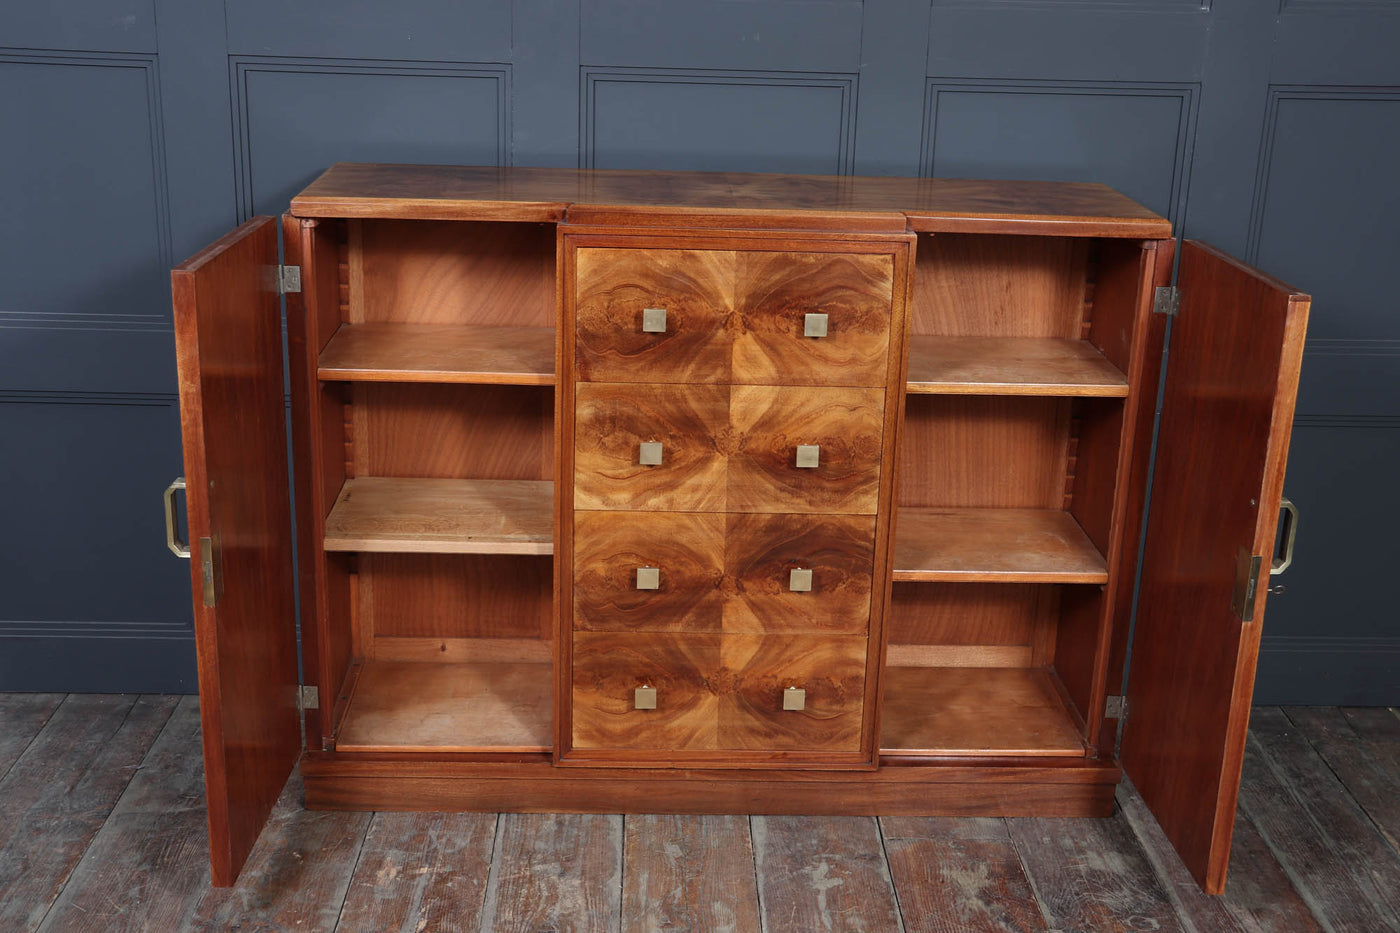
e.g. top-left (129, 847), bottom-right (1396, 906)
top-left (1121, 241), bottom-right (1309, 894)
top-left (172, 216), bottom-right (301, 886)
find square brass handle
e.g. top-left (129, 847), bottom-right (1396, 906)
top-left (636, 566), bottom-right (660, 590)
top-left (642, 308), bottom-right (667, 333)
top-left (804, 313), bottom-right (828, 337)
top-left (635, 685), bottom-right (658, 709)
top-left (639, 441), bottom-right (663, 466)
top-left (783, 687), bottom-right (806, 711)
top-left (795, 445), bottom-right (820, 469)
top-left (789, 568), bottom-right (813, 592)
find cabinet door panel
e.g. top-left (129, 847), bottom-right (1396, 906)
top-left (575, 247), bottom-right (733, 383)
top-left (720, 635), bottom-right (867, 752)
top-left (171, 217), bottom-right (300, 887)
top-left (723, 513), bottom-right (876, 634)
top-left (1122, 240), bottom-right (1309, 895)
top-left (573, 511), bottom-right (725, 633)
top-left (733, 251), bottom-right (894, 387)
top-left (728, 385), bottom-right (884, 513)
top-left (574, 382), bottom-right (728, 511)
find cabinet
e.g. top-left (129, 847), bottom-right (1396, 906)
top-left (169, 164), bottom-right (1308, 894)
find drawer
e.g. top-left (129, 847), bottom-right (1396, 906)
top-left (573, 511), bottom-right (725, 633)
top-left (574, 382), bottom-right (728, 511)
top-left (733, 251), bottom-right (895, 388)
top-left (570, 633), bottom-right (867, 753)
top-left (728, 385), bottom-right (885, 514)
top-left (723, 513), bottom-right (876, 635)
top-left (575, 247), bottom-right (733, 384)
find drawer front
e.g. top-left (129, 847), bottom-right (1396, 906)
top-left (574, 511), bottom-right (725, 633)
top-left (728, 385), bottom-right (885, 514)
top-left (733, 251), bottom-right (895, 388)
top-left (574, 382), bottom-right (728, 512)
top-left (575, 247), bottom-right (733, 384)
top-left (723, 513), bottom-right (876, 635)
top-left (571, 633), bottom-right (867, 753)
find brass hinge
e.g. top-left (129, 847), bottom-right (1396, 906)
top-left (1105, 695), bottom-right (1127, 720)
top-left (1232, 548), bottom-right (1264, 622)
top-left (264, 264), bottom-right (301, 294)
top-left (298, 685), bottom-right (320, 710)
top-left (1153, 286), bottom-right (1180, 316)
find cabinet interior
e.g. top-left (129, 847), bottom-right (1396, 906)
top-left (302, 221), bottom-right (1146, 760)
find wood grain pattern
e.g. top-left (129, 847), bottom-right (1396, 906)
top-left (323, 477), bottom-right (553, 554)
top-left (291, 163), bottom-right (1171, 238)
top-left (360, 553), bottom-right (551, 642)
top-left (907, 335), bottom-right (1128, 396)
top-left (571, 633), bottom-right (720, 752)
top-left (0, 693), bottom-right (61, 781)
top-left (335, 811), bottom-right (496, 931)
top-left (911, 234), bottom-right (1089, 338)
top-left (354, 382), bottom-right (553, 481)
top-left (336, 660), bottom-right (552, 753)
top-left (479, 814), bottom-right (622, 933)
top-left (728, 385), bottom-right (884, 514)
top-left (352, 218), bottom-right (554, 326)
top-left (751, 816), bottom-right (902, 933)
top-left (887, 582), bottom-right (1059, 659)
top-left (893, 508), bottom-right (1107, 583)
top-left (575, 247), bottom-right (734, 383)
top-left (881, 817), bottom-right (1046, 932)
top-left (622, 815), bottom-right (762, 933)
top-left (370, 636), bottom-right (551, 664)
top-left (573, 382), bottom-right (729, 511)
top-left (171, 216), bottom-right (302, 886)
top-left (732, 250), bottom-right (893, 387)
top-left (722, 512), bottom-right (875, 634)
top-left (720, 634), bottom-right (867, 752)
top-left (573, 510), bottom-right (726, 633)
top-left (885, 643), bottom-right (1035, 668)
top-left (881, 666), bottom-right (1085, 757)
top-left (318, 322), bottom-right (555, 384)
top-left (898, 396), bottom-right (1071, 509)
top-left (1122, 241), bottom-right (1310, 894)
top-left (1221, 809), bottom-right (1326, 931)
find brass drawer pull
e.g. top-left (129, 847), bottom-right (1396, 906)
top-left (635, 685), bottom-right (658, 709)
top-left (789, 568), bottom-right (813, 592)
top-left (636, 566), bottom-right (660, 590)
top-left (783, 686), bottom-right (806, 711)
top-left (639, 441), bottom-right (663, 465)
top-left (795, 445), bottom-right (820, 469)
top-left (642, 308), bottom-right (667, 333)
top-left (804, 313), bottom-right (828, 338)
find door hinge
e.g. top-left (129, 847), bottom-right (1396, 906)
top-left (298, 685), bottom-right (320, 710)
top-left (1231, 548), bottom-right (1264, 622)
top-left (264, 264), bottom-right (302, 294)
top-left (1153, 286), bottom-right (1180, 317)
top-left (1105, 695), bottom-right (1127, 720)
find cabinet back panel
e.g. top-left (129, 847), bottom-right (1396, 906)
top-left (349, 220), bottom-right (555, 327)
top-left (898, 396), bottom-right (1071, 508)
top-left (887, 582), bottom-right (1058, 664)
top-left (352, 383), bottom-right (553, 480)
top-left (361, 553), bottom-right (552, 645)
top-left (911, 234), bottom-right (1088, 338)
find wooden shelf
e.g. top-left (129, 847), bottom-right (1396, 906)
top-left (880, 666), bottom-right (1085, 757)
top-left (906, 336), bottom-right (1128, 397)
top-left (318, 322), bottom-right (555, 385)
top-left (337, 659), bottom-right (552, 753)
top-left (323, 477), bottom-right (553, 554)
top-left (892, 508), bottom-right (1107, 583)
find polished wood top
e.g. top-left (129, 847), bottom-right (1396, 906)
top-left (290, 163), bottom-right (1172, 238)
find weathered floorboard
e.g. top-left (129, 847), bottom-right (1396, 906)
top-left (185, 773), bottom-right (372, 931)
top-left (0, 693), bottom-right (63, 782)
top-left (0, 694), bottom-right (176, 932)
top-left (478, 813), bottom-right (623, 933)
top-left (1220, 811), bottom-right (1324, 933)
top-left (751, 815), bottom-right (903, 933)
top-left (1294, 707), bottom-right (1400, 855)
top-left (36, 696), bottom-right (210, 933)
top-left (881, 816), bottom-right (1044, 933)
top-left (1006, 812), bottom-right (1181, 933)
top-left (1237, 707), bottom-right (1400, 930)
top-left (622, 814), bottom-right (761, 933)
top-left (334, 812), bottom-right (497, 933)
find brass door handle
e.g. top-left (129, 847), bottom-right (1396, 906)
top-left (795, 445), bottom-right (820, 468)
top-left (789, 568), bottom-right (813, 592)
top-left (639, 441), bottom-right (663, 465)
top-left (164, 477), bottom-right (189, 558)
top-left (1271, 497), bottom-right (1298, 575)
top-left (635, 685), bottom-right (657, 709)
top-left (636, 566), bottom-right (660, 590)
top-left (783, 686), bottom-right (806, 711)
top-left (804, 313), bottom-right (828, 337)
top-left (642, 308), bottom-right (667, 333)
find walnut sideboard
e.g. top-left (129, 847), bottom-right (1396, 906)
top-left (167, 163), bottom-right (1308, 892)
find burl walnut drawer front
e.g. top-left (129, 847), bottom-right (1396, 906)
top-left (573, 246), bottom-right (894, 388)
top-left (573, 511), bottom-right (876, 635)
top-left (571, 633), bottom-right (867, 754)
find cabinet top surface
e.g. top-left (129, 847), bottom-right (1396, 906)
top-left (289, 162), bottom-right (1172, 238)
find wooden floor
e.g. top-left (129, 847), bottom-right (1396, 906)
top-left (2, 695), bottom-right (1398, 932)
